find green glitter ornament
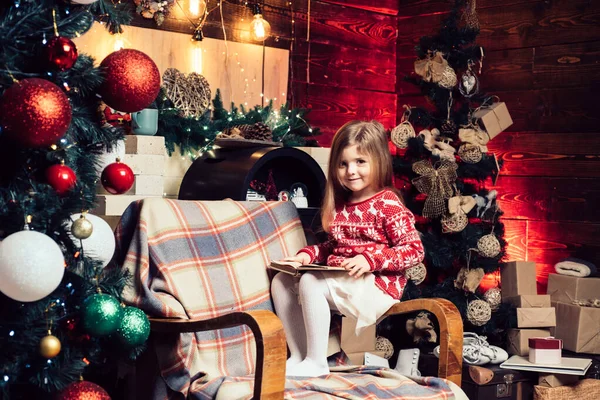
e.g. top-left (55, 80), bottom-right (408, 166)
top-left (81, 293), bottom-right (123, 336)
top-left (117, 306), bottom-right (150, 347)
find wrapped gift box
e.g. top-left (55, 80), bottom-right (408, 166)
top-left (538, 373), bottom-right (579, 388)
top-left (472, 101), bottom-right (513, 140)
top-left (554, 302), bottom-right (600, 354)
top-left (507, 328), bottom-right (552, 356)
top-left (504, 294), bottom-right (551, 308)
top-left (529, 337), bottom-right (562, 365)
top-left (517, 308), bottom-right (556, 328)
top-left (547, 274), bottom-right (600, 305)
top-left (501, 261), bottom-right (538, 299)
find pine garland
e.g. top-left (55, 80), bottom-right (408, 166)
top-left (155, 88), bottom-right (321, 158)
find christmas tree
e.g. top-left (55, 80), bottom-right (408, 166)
top-left (392, 0), bottom-right (512, 342)
top-left (0, 1), bottom-right (154, 398)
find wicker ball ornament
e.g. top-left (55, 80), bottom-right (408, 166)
top-left (477, 234), bottom-right (501, 258)
top-left (162, 68), bottom-right (211, 118)
top-left (405, 263), bottom-right (427, 285)
top-left (375, 336), bottom-right (394, 359)
top-left (99, 49), bottom-right (160, 113)
top-left (484, 287), bottom-right (502, 311)
top-left (458, 143), bottom-right (483, 164)
top-left (438, 66), bottom-right (458, 89)
top-left (391, 121), bottom-right (416, 149)
top-left (467, 299), bottom-right (492, 326)
top-left (441, 212), bottom-right (468, 233)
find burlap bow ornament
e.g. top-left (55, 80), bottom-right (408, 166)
top-left (412, 160), bottom-right (458, 218)
top-left (414, 52), bottom-right (449, 83)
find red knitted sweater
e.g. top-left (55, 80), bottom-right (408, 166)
top-left (298, 189), bottom-right (424, 300)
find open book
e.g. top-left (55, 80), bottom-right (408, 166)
top-left (269, 260), bottom-right (346, 277)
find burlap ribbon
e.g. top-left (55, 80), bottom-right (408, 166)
top-left (414, 52), bottom-right (448, 83)
top-left (448, 195), bottom-right (477, 215)
top-left (459, 127), bottom-right (489, 152)
top-left (412, 160), bottom-right (458, 218)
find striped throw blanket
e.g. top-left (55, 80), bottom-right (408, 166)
top-left (115, 198), bottom-right (463, 400)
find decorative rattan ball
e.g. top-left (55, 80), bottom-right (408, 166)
top-left (441, 212), bottom-right (468, 233)
top-left (483, 287), bottom-right (502, 311)
top-left (391, 121), bottom-right (416, 149)
top-left (467, 299), bottom-right (491, 326)
top-left (477, 234), bottom-right (501, 258)
top-left (375, 336), bottom-right (394, 359)
top-left (405, 263), bottom-right (427, 285)
top-left (440, 119), bottom-right (458, 137)
top-left (458, 143), bottom-right (483, 164)
top-left (438, 66), bottom-right (458, 89)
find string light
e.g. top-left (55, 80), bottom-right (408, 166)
top-left (188, 0), bottom-right (207, 17)
top-left (113, 33), bottom-right (124, 51)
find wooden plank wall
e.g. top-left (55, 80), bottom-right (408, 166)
top-left (287, 1), bottom-right (399, 145)
top-left (396, 0), bottom-right (600, 292)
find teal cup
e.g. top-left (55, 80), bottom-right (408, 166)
top-left (131, 109), bottom-right (158, 136)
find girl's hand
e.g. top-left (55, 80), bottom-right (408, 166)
top-left (284, 252), bottom-right (312, 265)
top-left (341, 255), bottom-right (371, 278)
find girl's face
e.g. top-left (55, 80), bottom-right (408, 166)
top-left (337, 144), bottom-right (378, 202)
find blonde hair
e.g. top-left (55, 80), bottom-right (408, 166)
top-left (321, 120), bottom-right (397, 232)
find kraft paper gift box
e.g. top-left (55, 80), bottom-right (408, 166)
top-left (472, 101), bottom-right (513, 140)
top-left (516, 308), bottom-right (556, 328)
top-left (507, 328), bottom-right (552, 356)
top-left (538, 373), bottom-right (579, 388)
top-left (505, 295), bottom-right (551, 308)
top-left (501, 261), bottom-right (538, 299)
top-left (546, 274), bottom-right (600, 305)
top-left (554, 302), bottom-right (600, 354)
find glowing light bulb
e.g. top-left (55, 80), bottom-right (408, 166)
top-left (249, 5), bottom-right (271, 42)
top-left (189, 0), bottom-right (207, 17)
top-left (191, 30), bottom-right (203, 74)
top-left (113, 34), bottom-right (124, 51)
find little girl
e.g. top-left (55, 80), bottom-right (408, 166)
top-left (271, 120), bottom-right (424, 377)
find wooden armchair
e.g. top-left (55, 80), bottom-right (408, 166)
top-left (149, 298), bottom-right (463, 399)
top-left (115, 198), bottom-right (463, 399)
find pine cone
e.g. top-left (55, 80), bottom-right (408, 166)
top-left (243, 122), bottom-right (273, 142)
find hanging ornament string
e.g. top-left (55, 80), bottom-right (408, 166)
top-left (218, 0), bottom-right (233, 103)
top-left (447, 92), bottom-right (453, 120)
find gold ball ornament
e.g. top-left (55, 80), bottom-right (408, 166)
top-left (467, 299), bottom-right (491, 326)
top-left (477, 234), bottom-right (501, 258)
top-left (71, 214), bottom-right (93, 240)
top-left (484, 287), bottom-right (502, 311)
top-left (375, 336), bottom-right (394, 359)
top-left (40, 333), bottom-right (61, 358)
top-left (405, 263), bottom-right (427, 285)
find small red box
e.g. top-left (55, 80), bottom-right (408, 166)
top-left (528, 337), bottom-right (562, 364)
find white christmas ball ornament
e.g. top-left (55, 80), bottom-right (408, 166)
top-left (0, 231), bottom-right (65, 302)
top-left (67, 213), bottom-right (116, 268)
top-left (71, 0), bottom-right (99, 4)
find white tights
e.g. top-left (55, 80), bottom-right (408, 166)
top-left (271, 272), bottom-right (337, 377)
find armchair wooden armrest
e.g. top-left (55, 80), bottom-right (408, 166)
top-left (383, 298), bottom-right (463, 387)
top-left (149, 310), bottom-right (286, 400)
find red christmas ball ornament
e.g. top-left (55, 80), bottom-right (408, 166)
top-left (0, 78), bottom-right (72, 147)
top-left (98, 49), bottom-right (160, 113)
top-left (101, 158), bottom-right (134, 195)
top-left (46, 162), bottom-right (77, 195)
top-left (43, 36), bottom-right (78, 70)
top-left (56, 380), bottom-right (111, 400)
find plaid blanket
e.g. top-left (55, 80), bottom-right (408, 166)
top-left (115, 198), bottom-right (466, 400)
